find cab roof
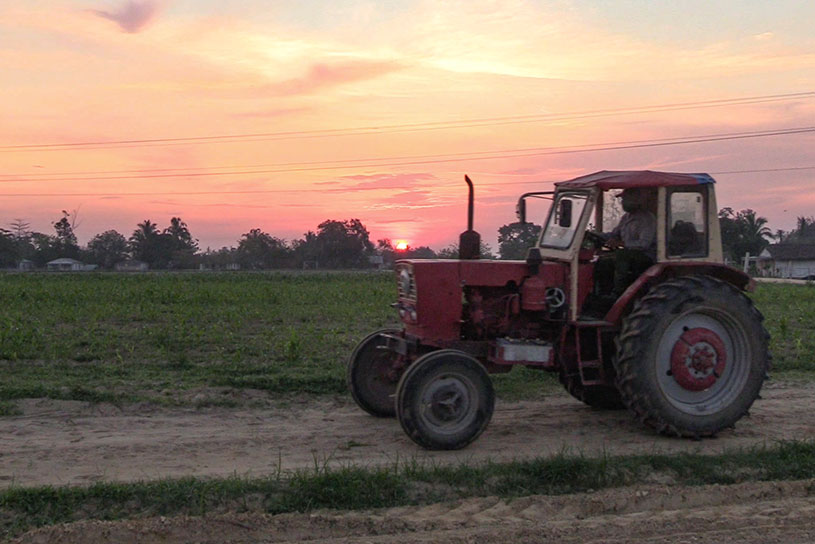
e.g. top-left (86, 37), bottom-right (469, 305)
top-left (555, 170), bottom-right (715, 190)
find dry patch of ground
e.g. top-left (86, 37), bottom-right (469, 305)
top-left (0, 382), bottom-right (815, 486)
top-left (2, 381), bottom-right (813, 487)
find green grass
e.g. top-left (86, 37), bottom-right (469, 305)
top-left (0, 274), bottom-right (811, 409)
top-left (3, 440), bottom-right (815, 539)
top-left (0, 271), bottom-right (397, 405)
top-left (751, 283), bottom-right (815, 374)
top-left (0, 401), bottom-right (21, 416)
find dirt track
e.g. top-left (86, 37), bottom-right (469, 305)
top-left (2, 380), bottom-right (814, 487)
top-left (4, 380), bottom-right (815, 542)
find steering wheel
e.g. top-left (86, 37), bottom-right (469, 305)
top-left (583, 230), bottom-right (606, 250)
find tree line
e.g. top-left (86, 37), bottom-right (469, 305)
top-left (1, 208), bottom-right (812, 270)
top-left (718, 209), bottom-right (815, 262)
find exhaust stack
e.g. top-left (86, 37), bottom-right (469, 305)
top-left (459, 175), bottom-right (481, 260)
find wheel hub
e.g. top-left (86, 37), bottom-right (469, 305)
top-left (424, 378), bottom-right (470, 424)
top-left (670, 327), bottom-right (727, 391)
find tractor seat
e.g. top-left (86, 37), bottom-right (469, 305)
top-left (668, 220), bottom-right (703, 256)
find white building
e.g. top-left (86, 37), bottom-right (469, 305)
top-left (46, 258), bottom-right (87, 271)
top-left (758, 244), bottom-right (815, 279)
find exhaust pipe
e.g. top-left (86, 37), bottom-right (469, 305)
top-left (459, 175), bottom-right (481, 260)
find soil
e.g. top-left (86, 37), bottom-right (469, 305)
top-left (3, 380), bottom-right (815, 542)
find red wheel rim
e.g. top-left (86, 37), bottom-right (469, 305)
top-left (670, 327), bottom-right (727, 392)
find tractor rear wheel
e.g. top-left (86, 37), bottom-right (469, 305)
top-left (347, 328), bottom-right (404, 417)
top-left (615, 275), bottom-right (769, 437)
top-left (558, 371), bottom-right (625, 410)
top-left (396, 350), bottom-right (494, 450)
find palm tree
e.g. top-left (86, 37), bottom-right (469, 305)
top-left (737, 209), bottom-right (772, 258)
top-left (129, 219), bottom-right (160, 262)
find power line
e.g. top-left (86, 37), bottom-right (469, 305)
top-left (1, 91), bottom-right (813, 152)
top-left (1, 165), bottom-right (813, 198)
top-left (2, 125), bottom-right (814, 184)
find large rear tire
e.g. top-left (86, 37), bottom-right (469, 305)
top-left (396, 350), bottom-right (494, 450)
top-left (347, 328), bottom-right (403, 417)
top-left (615, 275), bottom-right (770, 437)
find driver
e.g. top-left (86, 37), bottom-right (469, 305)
top-left (596, 188), bottom-right (656, 297)
top-left (604, 188), bottom-right (656, 260)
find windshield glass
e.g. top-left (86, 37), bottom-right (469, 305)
top-left (540, 192), bottom-right (589, 249)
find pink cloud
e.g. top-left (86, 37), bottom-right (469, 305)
top-left (268, 60), bottom-right (404, 96)
top-left (91, 1), bottom-right (160, 33)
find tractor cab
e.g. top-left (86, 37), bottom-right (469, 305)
top-left (519, 171), bottom-right (735, 321)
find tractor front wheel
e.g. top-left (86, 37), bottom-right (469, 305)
top-left (615, 275), bottom-right (769, 437)
top-left (396, 350), bottom-right (495, 450)
top-left (347, 328), bottom-right (404, 417)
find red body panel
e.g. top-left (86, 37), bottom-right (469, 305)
top-left (398, 259), bottom-right (568, 345)
top-left (400, 261), bottom-right (462, 343)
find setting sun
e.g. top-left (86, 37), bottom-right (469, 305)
top-left (395, 241), bottom-right (409, 251)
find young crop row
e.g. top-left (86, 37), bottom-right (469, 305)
top-left (0, 273), bottom-right (812, 406)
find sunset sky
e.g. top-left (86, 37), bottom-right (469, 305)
top-left (2, 0), bottom-right (814, 251)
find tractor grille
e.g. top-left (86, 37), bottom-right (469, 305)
top-left (396, 264), bottom-right (417, 301)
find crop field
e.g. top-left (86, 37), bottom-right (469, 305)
top-left (0, 273), bottom-right (813, 410)
top-left (0, 271), bottom-right (398, 409)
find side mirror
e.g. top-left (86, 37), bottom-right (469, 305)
top-left (558, 199), bottom-right (573, 228)
top-left (516, 198), bottom-right (527, 223)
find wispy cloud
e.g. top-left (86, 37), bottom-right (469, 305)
top-left (91, 1), bottom-right (161, 33)
top-left (336, 173), bottom-right (436, 191)
top-left (231, 106), bottom-right (312, 119)
top-left (267, 60), bottom-right (405, 95)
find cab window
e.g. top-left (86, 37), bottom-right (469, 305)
top-left (667, 190), bottom-right (707, 257)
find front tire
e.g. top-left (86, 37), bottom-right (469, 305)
top-left (396, 350), bottom-right (495, 450)
top-left (347, 328), bottom-right (403, 417)
top-left (615, 275), bottom-right (770, 437)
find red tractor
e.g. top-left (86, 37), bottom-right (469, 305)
top-left (348, 171), bottom-right (770, 450)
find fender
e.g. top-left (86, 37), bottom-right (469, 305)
top-left (603, 262), bottom-right (754, 325)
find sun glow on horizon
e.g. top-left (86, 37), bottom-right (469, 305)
top-left (395, 240), bottom-right (409, 251)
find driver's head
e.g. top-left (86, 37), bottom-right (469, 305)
top-left (619, 188), bottom-right (644, 213)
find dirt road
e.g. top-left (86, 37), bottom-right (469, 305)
top-left (2, 380), bottom-right (814, 488)
top-left (5, 381), bottom-right (815, 543)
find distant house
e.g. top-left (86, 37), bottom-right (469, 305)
top-left (758, 244), bottom-right (815, 279)
top-left (18, 259), bottom-right (35, 271)
top-left (47, 258), bottom-right (87, 271)
top-left (368, 255), bottom-right (385, 270)
top-left (115, 260), bottom-right (149, 272)
top-left (198, 262), bottom-right (240, 271)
